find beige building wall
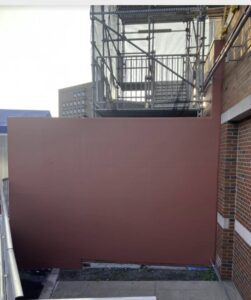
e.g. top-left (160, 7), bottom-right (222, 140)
top-left (59, 82), bottom-right (93, 118)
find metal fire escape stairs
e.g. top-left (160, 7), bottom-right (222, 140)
top-left (91, 6), bottom-right (210, 116)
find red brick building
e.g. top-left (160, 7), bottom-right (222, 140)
top-left (215, 6), bottom-right (251, 300)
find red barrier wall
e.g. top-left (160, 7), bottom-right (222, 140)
top-left (8, 116), bottom-right (220, 268)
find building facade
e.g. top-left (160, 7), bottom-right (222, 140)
top-left (215, 6), bottom-right (251, 300)
top-left (58, 82), bottom-right (93, 118)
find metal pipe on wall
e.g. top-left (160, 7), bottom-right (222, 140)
top-left (203, 5), bottom-right (251, 90)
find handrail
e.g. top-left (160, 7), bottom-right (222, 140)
top-left (0, 215), bottom-right (4, 300)
top-left (95, 53), bottom-right (194, 107)
top-left (0, 179), bottom-right (23, 300)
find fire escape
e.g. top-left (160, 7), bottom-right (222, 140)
top-left (91, 6), bottom-right (219, 117)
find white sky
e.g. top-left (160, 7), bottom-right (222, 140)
top-left (0, 6), bottom-right (91, 117)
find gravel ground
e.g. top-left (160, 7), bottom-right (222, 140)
top-left (59, 267), bottom-right (217, 281)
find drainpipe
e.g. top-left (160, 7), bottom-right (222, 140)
top-left (203, 5), bottom-right (251, 91)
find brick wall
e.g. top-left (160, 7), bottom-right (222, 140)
top-left (216, 123), bottom-right (238, 279)
top-left (233, 232), bottom-right (251, 300)
top-left (233, 117), bottom-right (251, 300)
top-left (222, 6), bottom-right (251, 112)
top-left (216, 118), bottom-right (251, 299)
top-left (214, 5), bottom-right (251, 299)
top-left (236, 118), bottom-right (251, 232)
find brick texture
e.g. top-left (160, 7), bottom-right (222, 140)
top-left (216, 223), bottom-right (235, 279)
top-left (236, 118), bottom-right (251, 232)
top-left (233, 117), bottom-right (251, 300)
top-left (216, 7), bottom-right (251, 299)
top-left (217, 118), bottom-right (251, 298)
top-left (218, 123), bottom-right (238, 218)
top-left (233, 232), bottom-right (251, 300)
top-left (222, 6), bottom-right (251, 112)
top-left (216, 123), bottom-right (238, 279)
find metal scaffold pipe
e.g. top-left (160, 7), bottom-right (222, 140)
top-left (92, 16), bottom-right (195, 87)
top-left (203, 5), bottom-right (251, 91)
top-left (90, 6), bottom-right (205, 16)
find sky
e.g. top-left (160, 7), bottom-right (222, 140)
top-left (0, 6), bottom-right (91, 116)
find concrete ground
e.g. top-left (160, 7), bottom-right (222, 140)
top-left (50, 281), bottom-right (243, 300)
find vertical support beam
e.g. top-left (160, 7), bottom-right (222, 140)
top-left (116, 12), bottom-right (120, 106)
top-left (185, 21), bottom-right (189, 101)
top-left (201, 16), bottom-right (206, 90)
top-left (122, 23), bottom-right (125, 103)
top-left (91, 5), bottom-right (96, 117)
top-left (101, 6), bottom-right (105, 105)
top-left (195, 16), bottom-right (200, 110)
top-left (151, 21), bottom-right (155, 106)
top-left (147, 15), bottom-right (151, 105)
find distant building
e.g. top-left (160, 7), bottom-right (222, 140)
top-left (58, 82), bottom-right (93, 118)
top-left (0, 109), bottom-right (51, 133)
top-left (0, 109), bottom-right (51, 181)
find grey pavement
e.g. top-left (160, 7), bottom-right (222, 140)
top-left (50, 281), bottom-right (243, 300)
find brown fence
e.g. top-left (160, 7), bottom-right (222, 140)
top-left (8, 115), bottom-right (220, 268)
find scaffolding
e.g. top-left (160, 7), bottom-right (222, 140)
top-left (91, 5), bottom-right (223, 117)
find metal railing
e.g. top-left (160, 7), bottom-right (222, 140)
top-left (0, 179), bottom-right (23, 300)
top-left (95, 54), bottom-right (194, 108)
top-left (122, 55), bottom-right (188, 83)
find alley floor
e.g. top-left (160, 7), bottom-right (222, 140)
top-left (49, 281), bottom-right (242, 300)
